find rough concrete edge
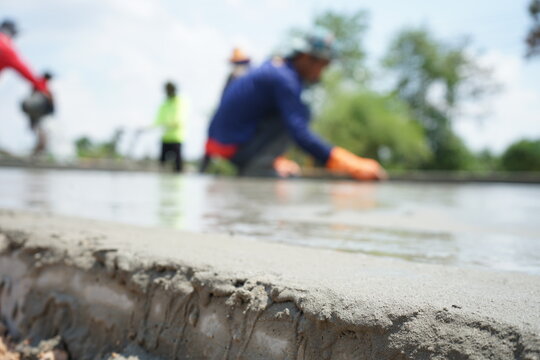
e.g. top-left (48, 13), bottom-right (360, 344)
top-left (0, 216), bottom-right (539, 359)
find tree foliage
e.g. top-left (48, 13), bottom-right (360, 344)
top-left (314, 10), bottom-right (369, 80)
top-left (527, 0), bottom-right (540, 58)
top-left (314, 88), bottom-right (431, 169)
top-left (428, 127), bottom-right (474, 170)
top-left (501, 139), bottom-right (540, 171)
top-left (383, 28), bottom-right (495, 169)
top-left (471, 149), bottom-right (500, 172)
top-left (75, 129), bottom-right (123, 158)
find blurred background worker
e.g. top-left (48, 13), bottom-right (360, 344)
top-left (21, 71), bottom-right (55, 156)
top-left (223, 47), bottom-right (251, 94)
top-left (155, 81), bottom-right (184, 173)
top-left (0, 19), bottom-right (49, 95)
top-left (204, 30), bottom-right (386, 180)
top-left (200, 47), bottom-right (252, 173)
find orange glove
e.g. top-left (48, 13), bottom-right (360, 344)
top-left (326, 147), bottom-right (387, 181)
top-left (273, 156), bottom-right (301, 178)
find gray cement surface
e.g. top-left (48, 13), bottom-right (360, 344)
top-left (0, 209), bottom-right (539, 359)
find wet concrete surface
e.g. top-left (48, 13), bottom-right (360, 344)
top-left (1, 167), bottom-right (539, 274)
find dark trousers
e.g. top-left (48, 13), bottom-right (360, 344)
top-left (160, 142), bottom-right (183, 172)
top-left (28, 115), bottom-right (47, 155)
top-left (230, 116), bottom-right (290, 177)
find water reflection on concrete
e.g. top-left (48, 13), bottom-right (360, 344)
top-left (1, 168), bottom-right (539, 274)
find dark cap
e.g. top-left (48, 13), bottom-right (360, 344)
top-left (0, 19), bottom-right (18, 37)
top-left (42, 71), bottom-right (54, 80)
top-left (164, 81), bottom-right (177, 97)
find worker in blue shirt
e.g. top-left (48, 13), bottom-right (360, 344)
top-left (200, 47), bottom-right (252, 173)
top-left (204, 30), bottom-right (386, 180)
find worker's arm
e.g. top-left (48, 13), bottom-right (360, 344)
top-left (1, 40), bottom-right (48, 94)
top-left (273, 75), bottom-right (333, 163)
top-left (273, 74), bottom-right (386, 181)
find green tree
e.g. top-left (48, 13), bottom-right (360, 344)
top-left (501, 139), bottom-right (540, 171)
top-left (75, 136), bottom-right (93, 158)
top-left (471, 149), bottom-right (501, 172)
top-left (314, 10), bottom-right (369, 80)
top-left (314, 89), bottom-right (431, 169)
top-left (429, 128), bottom-right (474, 170)
top-left (74, 129), bottom-right (123, 159)
top-left (527, 0), bottom-right (540, 58)
top-left (383, 28), bottom-right (496, 170)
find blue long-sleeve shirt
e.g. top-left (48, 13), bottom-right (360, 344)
top-left (208, 59), bottom-right (332, 163)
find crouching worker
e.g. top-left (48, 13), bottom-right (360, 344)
top-left (204, 30), bottom-right (387, 180)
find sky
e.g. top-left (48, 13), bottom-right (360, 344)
top-left (1, 0), bottom-right (539, 160)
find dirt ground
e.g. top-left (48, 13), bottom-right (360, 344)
top-left (0, 324), bottom-right (68, 360)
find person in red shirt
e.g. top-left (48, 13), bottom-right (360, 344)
top-left (0, 19), bottom-right (49, 94)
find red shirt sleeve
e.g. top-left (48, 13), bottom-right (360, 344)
top-left (0, 35), bottom-right (49, 93)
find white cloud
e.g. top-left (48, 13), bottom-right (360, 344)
top-left (224, 0), bottom-right (244, 8)
top-left (108, 0), bottom-right (161, 19)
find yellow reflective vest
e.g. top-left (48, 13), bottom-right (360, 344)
top-left (154, 96), bottom-right (184, 143)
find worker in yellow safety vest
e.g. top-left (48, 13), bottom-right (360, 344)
top-left (155, 81), bottom-right (185, 172)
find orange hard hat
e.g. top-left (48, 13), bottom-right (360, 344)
top-left (229, 47), bottom-right (250, 64)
